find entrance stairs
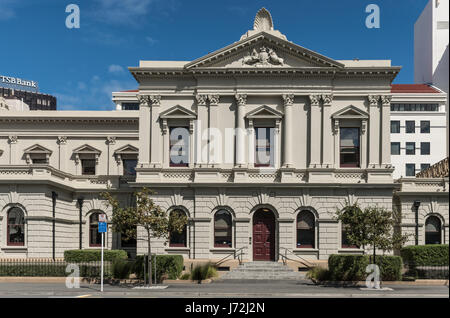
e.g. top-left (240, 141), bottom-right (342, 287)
top-left (220, 261), bottom-right (307, 280)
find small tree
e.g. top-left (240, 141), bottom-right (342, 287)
top-left (336, 202), bottom-right (409, 264)
top-left (101, 187), bottom-right (187, 286)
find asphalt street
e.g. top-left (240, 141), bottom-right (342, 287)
top-left (0, 280), bottom-right (448, 298)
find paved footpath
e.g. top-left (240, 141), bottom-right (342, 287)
top-left (0, 280), bottom-right (448, 298)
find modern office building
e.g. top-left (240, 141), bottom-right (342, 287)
top-left (390, 84), bottom-right (447, 179)
top-left (414, 0), bottom-right (449, 154)
top-left (0, 9), bottom-right (447, 262)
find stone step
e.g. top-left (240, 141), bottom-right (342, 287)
top-left (220, 261), bottom-right (307, 281)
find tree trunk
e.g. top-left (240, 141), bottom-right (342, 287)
top-left (147, 229), bottom-right (152, 286)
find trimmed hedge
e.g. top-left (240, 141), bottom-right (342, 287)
top-left (400, 245), bottom-right (449, 266)
top-left (64, 249), bottom-right (128, 262)
top-left (0, 262), bottom-right (111, 278)
top-left (132, 255), bottom-right (184, 282)
top-left (328, 254), bottom-right (403, 281)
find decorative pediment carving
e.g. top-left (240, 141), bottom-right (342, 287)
top-left (254, 8), bottom-right (273, 32)
top-left (159, 105), bottom-right (197, 120)
top-left (73, 144), bottom-right (102, 155)
top-left (24, 144), bottom-right (53, 155)
top-left (331, 105), bottom-right (369, 120)
top-left (243, 46), bottom-right (284, 67)
top-left (246, 105), bottom-right (283, 119)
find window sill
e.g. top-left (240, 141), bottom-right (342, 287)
top-left (293, 248), bottom-right (319, 252)
top-left (1, 246), bottom-right (28, 251)
top-left (210, 248), bottom-right (235, 253)
top-left (164, 247), bottom-right (190, 252)
top-left (338, 248), bottom-right (364, 253)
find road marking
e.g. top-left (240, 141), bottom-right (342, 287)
top-left (76, 294), bottom-right (92, 298)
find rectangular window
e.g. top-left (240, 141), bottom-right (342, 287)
top-left (406, 142), bottom-right (416, 155)
top-left (391, 142), bottom-right (400, 155)
top-left (81, 159), bottom-right (96, 175)
top-left (420, 142), bottom-right (430, 155)
top-left (122, 103), bottom-right (140, 110)
top-left (406, 121), bottom-right (415, 133)
top-left (390, 121), bottom-right (400, 133)
top-left (421, 163), bottom-right (430, 171)
top-left (340, 127), bottom-right (360, 167)
top-left (169, 127), bottom-right (189, 167)
top-left (420, 121), bottom-right (430, 133)
top-left (341, 224), bottom-right (358, 249)
top-left (122, 159), bottom-right (137, 176)
top-left (406, 164), bottom-right (416, 177)
top-left (255, 127), bottom-right (274, 167)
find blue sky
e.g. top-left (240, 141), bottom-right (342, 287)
top-left (0, 0), bottom-right (429, 110)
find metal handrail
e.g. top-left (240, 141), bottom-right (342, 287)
top-left (214, 246), bottom-right (247, 267)
top-left (279, 247), bottom-right (315, 269)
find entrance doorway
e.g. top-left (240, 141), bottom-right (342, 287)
top-left (252, 208), bottom-right (276, 261)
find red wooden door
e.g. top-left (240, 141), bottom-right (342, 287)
top-left (253, 210), bottom-right (275, 261)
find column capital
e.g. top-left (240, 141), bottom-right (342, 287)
top-left (138, 94), bottom-right (161, 107)
top-left (208, 94), bottom-right (220, 106)
top-left (57, 136), bottom-right (67, 145)
top-left (381, 95), bottom-right (392, 105)
top-left (309, 94), bottom-right (321, 106)
top-left (107, 136), bottom-right (116, 145)
top-left (321, 94), bottom-right (333, 106)
top-left (8, 136), bottom-right (18, 144)
top-left (235, 93), bottom-right (248, 106)
top-left (282, 94), bottom-right (295, 106)
top-left (196, 94), bottom-right (208, 106)
top-left (368, 95), bottom-right (381, 106)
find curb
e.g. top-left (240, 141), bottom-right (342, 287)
top-left (310, 280), bottom-right (449, 286)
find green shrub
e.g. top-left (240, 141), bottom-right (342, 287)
top-left (190, 263), bottom-right (210, 283)
top-left (206, 265), bottom-right (218, 279)
top-left (112, 258), bottom-right (132, 279)
top-left (306, 267), bottom-right (331, 284)
top-left (132, 255), bottom-right (184, 283)
top-left (328, 254), bottom-right (402, 281)
top-left (180, 273), bottom-right (190, 280)
top-left (64, 249), bottom-right (128, 262)
top-left (400, 245), bottom-right (449, 266)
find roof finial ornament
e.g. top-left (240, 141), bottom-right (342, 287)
top-left (253, 7), bottom-right (274, 31)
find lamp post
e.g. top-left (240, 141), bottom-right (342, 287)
top-left (413, 200), bottom-right (421, 245)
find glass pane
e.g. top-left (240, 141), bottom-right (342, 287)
top-left (214, 210), bottom-right (232, 247)
top-left (123, 159), bottom-right (137, 176)
top-left (82, 159), bottom-right (96, 175)
top-left (420, 121), bottom-right (430, 133)
top-left (255, 127), bottom-right (274, 166)
top-left (421, 142), bottom-right (430, 155)
top-left (170, 127), bottom-right (189, 166)
top-left (297, 211), bottom-right (314, 230)
top-left (406, 121), bottom-right (415, 133)
top-left (406, 164), bottom-right (415, 176)
top-left (340, 128), bottom-right (359, 147)
top-left (406, 143), bottom-right (415, 155)
top-left (391, 143), bottom-right (400, 155)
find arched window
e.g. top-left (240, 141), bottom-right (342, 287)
top-left (297, 210), bottom-right (315, 248)
top-left (214, 210), bottom-right (232, 247)
top-left (89, 212), bottom-right (103, 247)
top-left (169, 210), bottom-right (187, 247)
top-left (7, 207), bottom-right (25, 246)
top-left (425, 216), bottom-right (442, 245)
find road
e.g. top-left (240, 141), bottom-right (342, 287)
top-left (0, 279), bottom-right (448, 298)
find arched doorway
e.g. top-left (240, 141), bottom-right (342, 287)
top-left (253, 208), bottom-right (276, 261)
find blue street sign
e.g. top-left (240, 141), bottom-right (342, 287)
top-left (98, 222), bottom-right (107, 233)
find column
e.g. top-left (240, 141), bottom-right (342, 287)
top-left (322, 94), bottom-right (334, 168)
top-left (208, 94), bottom-right (220, 165)
top-left (309, 94), bottom-right (321, 168)
top-left (57, 136), bottom-right (67, 171)
top-left (8, 136), bottom-right (18, 164)
top-left (381, 95), bottom-right (392, 167)
top-left (195, 94), bottom-right (208, 166)
top-left (282, 94), bottom-right (294, 168)
top-left (360, 120), bottom-right (368, 169)
top-left (235, 94), bottom-right (247, 167)
top-left (368, 95), bottom-right (380, 168)
top-left (138, 95), bottom-right (151, 165)
top-left (149, 95), bottom-right (162, 167)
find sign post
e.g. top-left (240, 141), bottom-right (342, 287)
top-left (98, 214), bottom-right (107, 292)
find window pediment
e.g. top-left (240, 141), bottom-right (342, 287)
top-left (159, 105), bottom-right (197, 120)
top-left (24, 144), bottom-right (52, 155)
top-left (332, 105), bottom-right (369, 120)
top-left (246, 105), bottom-right (283, 120)
top-left (114, 144), bottom-right (139, 155)
top-left (73, 144), bottom-right (102, 155)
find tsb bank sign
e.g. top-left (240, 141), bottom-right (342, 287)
top-left (1, 75), bottom-right (38, 92)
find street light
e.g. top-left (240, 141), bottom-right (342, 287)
top-left (413, 200), bottom-right (421, 245)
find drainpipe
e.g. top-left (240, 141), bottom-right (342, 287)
top-left (77, 197), bottom-right (84, 250)
top-left (51, 191), bottom-right (58, 261)
top-left (413, 200), bottom-right (421, 245)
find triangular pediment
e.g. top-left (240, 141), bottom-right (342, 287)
top-left (185, 32), bottom-right (344, 70)
top-left (332, 105), bottom-right (369, 119)
top-left (114, 144), bottom-right (139, 155)
top-left (159, 105), bottom-right (197, 119)
top-left (246, 105), bottom-right (283, 119)
top-left (24, 144), bottom-right (52, 154)
top-left (73, 144), bottom-right (101, 154)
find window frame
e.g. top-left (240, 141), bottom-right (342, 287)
top-left (420, 142), bottom-right (430, 155)
top-left (296, 210), bottom-right (315, 249)
top-left (7, 207), bottom-right (25, 246)
top-left (420, 121), bottom-right (430, 134)
top-left (405, 142), bottom-right (416, 155)
top-left (169, 210), bottom-right (187, 248)
top-left (214, 210), bottom-right (233, 248)
top-left (390, 121), bottom-right (400, 134)
top-left (81, 159), bottom-right (96, 176)
top-left (254, 127), bottom-right (274, 168)
top-left (405, 163), bottom-right (416, 177)
top-left (169, 126), bottom-right (190, 168)
top-left (405, 121), bottom-right (416, 134)
top-left (391, 142), bottom-right (401, 155)
top-left (339, 127), bottom-right (360, 168)
top-left (89, 212), bottom-right (102, 247)
top-left (425, 216), bottom-right (442, 245)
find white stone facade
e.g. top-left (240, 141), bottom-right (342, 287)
top-left (0, 8), bottom-right (448, 261)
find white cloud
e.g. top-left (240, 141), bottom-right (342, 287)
top-left (145, 36), bottom-right (158, 45)
top-left (91, 0), bottom-right (154, 26)
top-left (108, 64), bottom-right (125, 74)
top-left (0, 0), bottom-right (17, 20)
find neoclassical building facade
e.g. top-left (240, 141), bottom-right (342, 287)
top-left (0, 9), bottom-right (448, 261)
